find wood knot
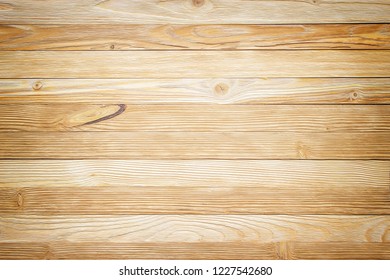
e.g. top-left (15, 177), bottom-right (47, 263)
top-left (349, 89), bottom-right (361, 101)
top-left (110, 44), bottom-right (115, 50)
top-left (296, 142), bottom-right (310, 159)
top-left (214, 83), bottom-right (229, 96)
top-left (32, 81), bottom-right (43, 91)
top-left (192, 0), bottom-right (205, 7)
top-left (16, 192), bottom-right (24, 207)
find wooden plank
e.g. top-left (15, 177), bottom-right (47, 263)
top-left (0, 1), bottom-right (389, 24)
top-left (0, 132), bottom-right (388, 159)
top-left (1, 160), bottom-right (388, 188)
top-left (1, 104), bottom-right (388, 132)
top-left (1, 215), bottom-right (388, 243)
top-left (1, 78), bottom-right (390, 105)
top-left (0, 242), bottom-right (279, 260)
top-left (1, 184), bottom-right (389, 215)
top-left (0, 242), bottom-right (388, 259)
top-left (1, 24), bottom-right (389, 50)
top-left (291, 242), bottom-right (390, 260)
top-left (1, 51), bottom-right (390, 78)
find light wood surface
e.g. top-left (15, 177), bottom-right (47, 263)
top-left (1, 185), bottom-right (389, 215)
top-left (1, 51), bottom-right (390, 78)
top-left (0, 1), bottom-right (389, 24)
top-left (1, 1), bottom-right (389, 260)
top-left (1, 132), bottom-right (389, 159)
top-left (1, 215), bottom-right (388, 243)
top-left (0, 104), bottom-right (388, 132)
top-left (1, 24), bottom-right (389, 50)
top-left (1, 160), bottom-right (388, 188)
top-left (1, 78), bottom-right (390, 104)
top-left (0, 242), bottom-right (389, 260)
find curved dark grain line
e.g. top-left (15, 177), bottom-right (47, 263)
top-left (80, 104), bottom-right (127, 126)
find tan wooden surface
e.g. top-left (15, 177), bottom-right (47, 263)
top-left (1, 160), bottom-right (388, 188)
top-left (1, 24), bottom-right (389, 50)
top-left (1, 215), bottom-right (388, 243)
top-left (1, 184), bottom-right (389, 215)
top-left (0, 104), bottom-right (388, 132)
top-left (1, 132), bottom-right (389, 159)
top-left (1, 51), bottom-right (390, 78)
top-left (1, 78), bottom-right (390, 104)
top-left (0, 242), bottom-right (389, 260)
top-left (0, 1), bottom-right (389, 24)
top-left (0, 1), bottom-right (389, 260)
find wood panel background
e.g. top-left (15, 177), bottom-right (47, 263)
top-left (0, 0), bottom-right (389, 260)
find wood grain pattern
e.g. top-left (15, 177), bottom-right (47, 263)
top-left (1, 215), bottom-right (388, 243)
top-left (1, 78), bottom-right (390, 105)
top-left (1, 184), bottom-right (389, 215)
top-left (291, 242), bottom-right (390, 260)
top-left (1, 160), bottom-right (388, 188)
top-left (0, 0), bottom-right (390, 24)
top-left (1, 24), bottom-right (389, 50)
top-left (1, 0), bottom-right (390, 260)
top-left (1, 51), bottom-right (390, 78)
top-left (0, 104), bottom-right (388, 132)
top-left (0, 242), bottom-right (278, 260)
top-left (0, 132), bottom-right (389, 159)
top-left (0, 242), bottom-right (388, 260)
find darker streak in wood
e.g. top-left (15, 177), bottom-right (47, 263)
top-left (79, 104), bottom-right (127, 126)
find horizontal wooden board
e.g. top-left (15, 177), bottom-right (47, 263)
top-left (291, 242), bottom-right (390, 260)
top-left (0, 104), bottom-right (389, 132)
top-left (1, 51), bottom-right (390, 78)
top-left (0, 242), bottom-right (278, 259)
top-left (0, 132), bottom-right (389, 159)
top-left (1, 160), bottom-right (388, 188)
top-left (0, 1), bottom-right (390, 24)
top-left (1, 215), bottom-right (388, 243)
top-left (1, 78), bottom-right (389, 104)
top-left (1, 24), bottom-right (389, 50)
top-left (0, 242), bottom-right (388, 259)
top-left (1, 184), bottom-right (389, 215)
top-left (1, 78), bottom-right (390, 105)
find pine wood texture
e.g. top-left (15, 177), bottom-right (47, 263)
top-left (0, 0), bottom-right (389, 24)
top-left (0, 104), bottom-right (388, 132)
top-left (2, 215), bottom-right (389, 243)
top-left (1, 160), bottom-right (388, 188)
top-left (1, 51), bottom-right (390, 78)
top-left (1, 132), bottom-right (389, 159)
top-left (0, 24), bottom-right (389, 50)
top-left (1, 78), bottom-right (390, 104)
top-left (0, 1), bottom-right (389, 260)
top-left (1, 242), bottom-right (389, 260)
top-left (1, 185), bottom-right (389, 215)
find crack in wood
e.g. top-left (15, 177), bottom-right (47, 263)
top-left (79, 104), bottom-right (127, 126)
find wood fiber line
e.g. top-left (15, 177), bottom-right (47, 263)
top-left (1, 215), bottom-right (388, 243)
top-left (0, 0), bottom-right (390, 24)
top-left (1, 51), bottom-right (390, 78)
top-left (0, 132), bottom-right (389, 159)
top-left (0, 104), bottom-right (389, 132)
top-left (1, 185), bottom-right (390, 215)
top-left (1, 78), bottom-right (390, 105)
top-left (0, 242), bottom-right (388, 260)
top-left (1, 160), bottom-right (388, 188)
top-left (0, 24), bottom-right (389, 50)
